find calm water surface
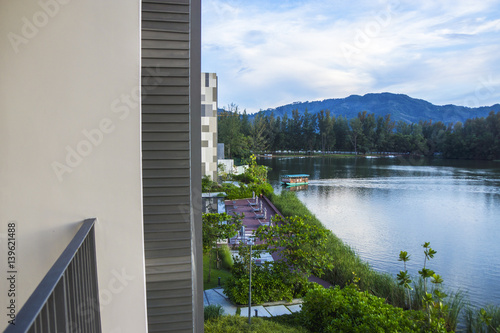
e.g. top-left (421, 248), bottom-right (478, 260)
top-left (259, 156), bottom-right (500, 308)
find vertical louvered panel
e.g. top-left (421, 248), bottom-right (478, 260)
top-left (142, 0), bottom-right (202, 332)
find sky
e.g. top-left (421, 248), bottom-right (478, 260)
top-left (202, 0), bottom-right (500, 113)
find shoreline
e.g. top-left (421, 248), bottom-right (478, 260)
top-left (258, 152), bottom-right (500, 162)
top-left (267, 189), bottom-right (500, 329)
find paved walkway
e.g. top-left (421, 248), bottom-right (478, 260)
top-left (225, 196), bottom-right (274, 246)
top-left (204, 287), bottom-right (302, 318)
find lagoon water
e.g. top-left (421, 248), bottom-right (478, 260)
top-left (259, 156), bottom-right (500, 309)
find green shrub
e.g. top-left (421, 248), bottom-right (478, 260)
top-left (219, 244), bottom-right (234, 271)
top-left (223, 244), bottom-right (311, 305)
top-left (204, 315), bottom-right (310, 333)
top-left (300, 284), bottom-right (447, 333)
top-left (266, 313), bottom-right (303, 329)
top-left (218, 156), bottom-right (272, 200)
top-left (224, 261), bottom-right (297, 305)
top-left (221, 182), bottom-right (273, 200)
top-left (202, 175), bottom-right (221, 193)
top-left (231, 172), bottom-right (256, 184)
top-left (204, 304), bottom-right (224, 321)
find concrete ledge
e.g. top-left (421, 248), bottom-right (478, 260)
top-left (265, 305), bottom-right (292, 316)
top-left (239, 305), bottom-right (271, 317)
top-left (287, 304), bottom-right (302, 313)
top-left (260, 298), bottom-right (303, 307)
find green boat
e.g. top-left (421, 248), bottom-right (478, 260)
top-left (281, 174), bottom-right (309, 186)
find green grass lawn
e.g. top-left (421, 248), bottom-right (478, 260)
top-left (203, 251), bottom-right (233, 290)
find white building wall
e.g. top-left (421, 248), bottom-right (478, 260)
top-left (201, 73), bottom-right (218, 182)
top-left (0, 1), bottom-right (147, 332)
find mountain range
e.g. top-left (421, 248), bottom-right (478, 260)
top-left (248, 93), bottom-right (500, 124)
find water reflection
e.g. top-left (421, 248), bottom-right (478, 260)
top-left (261, 156), bottom-right (500, 308)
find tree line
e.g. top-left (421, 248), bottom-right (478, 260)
top-left (218, 104), bottom-right (500, 161)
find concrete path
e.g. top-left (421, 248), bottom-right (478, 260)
top-left (204, 287), bottom-right (302, 317)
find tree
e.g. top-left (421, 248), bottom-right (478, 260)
top-left (255, 215), bottom-right (333, 287)
top-left (262, 113), bottom-right (276, 152)
top-left (217, 104), bottom-right (241, 158)
top-left (358, 111), bottom-right (376, 153)
top-left (289, 109), bottom-right (303, 151)
top-left (202, 212), bottom-right (242, 282)
top-left (240, 109), bottom-right (251, 136)
top-left (278, 114), bottom-right (289, 151)
top-left (302, 110), bottom-right (317, 151)
top-left (317, 110), bottom-right (335, 152)
top-left (333, 115), bottom-right (350, 150)
top-left (217, 103), bottom-right (252, 160)
top-left (249, 114), bottom-right (268, 153)
top-left (375, 114), bottom-right (395, 152)
top-left (349, 117), bottom-right (363, 154)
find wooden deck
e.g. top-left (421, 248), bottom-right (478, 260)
top-left (225, 195), bottom-right (277, 246)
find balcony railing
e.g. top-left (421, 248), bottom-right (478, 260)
top-left (5, 218), bottom-right (101, 333)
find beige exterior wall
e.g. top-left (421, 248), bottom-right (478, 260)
top-left (201, 73), bottom-right (218, 182)
top-left (0, 1), bottom-right (147, 332)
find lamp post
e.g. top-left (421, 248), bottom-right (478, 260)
top-left (239, 226), bottom-right (254, 324)
top-left (247, 238), bottom-right (253, 324)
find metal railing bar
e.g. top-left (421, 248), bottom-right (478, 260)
top-left (44, 301), bottom-right (49, 331)
top-left (50, 293), bottom-right (57, 333)
top-left (74, 252), bottom-right (82, 331)
top-left (69, 255), bottom-right (76, 331)
top-left (90, 230), bottom-right (102, 331)
top-left (78, 248), bottom-right (86, 331)
top-left (61, 272), bottom-right (69, 333)
top-left (80, 241), bottom-right (88, 332)
top-left (63, 271), bottom-right (71, 332)
top-left (83, 240), bottom-right (93, 332)
top-left (5, 218), bottom-right (97, 333)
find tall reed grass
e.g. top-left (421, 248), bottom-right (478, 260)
top-left (464, 304), bottom-right (500, 333)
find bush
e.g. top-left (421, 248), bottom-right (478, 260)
top-left (204, 304), bottom-right (224, 321)
top-left (219, 244), bottom-right (234, 271)
top-left (218, 156), bottom-right (272, 200)
top-left (204, 315), bottom-right (310, 333)
top-left (202, 175), bottom-right (221, 193)
top-left (224, 261), bottom-right (297, 305)
top-left (300, 284), bottom-right (447, 333)
top-left (223, 245), bottom-right (311, 305)
top-left (221, 182), bottom-right (273, 200)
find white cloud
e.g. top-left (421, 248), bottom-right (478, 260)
top-left (203, 0), bottom-right (500, 112)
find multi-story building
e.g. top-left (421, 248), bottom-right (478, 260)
top-left (201, 73), bottom-right (219, 182)
top-left (1, 1), bottom-right (203, 332)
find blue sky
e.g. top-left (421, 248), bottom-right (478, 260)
top-left (202, 0), bottom-right (500, 113)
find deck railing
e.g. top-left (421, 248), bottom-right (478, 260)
top-left (5, 218), bottom-right (101, 333)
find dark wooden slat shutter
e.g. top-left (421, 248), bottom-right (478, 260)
top-left (142, 0), bottom-right (202, 332)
